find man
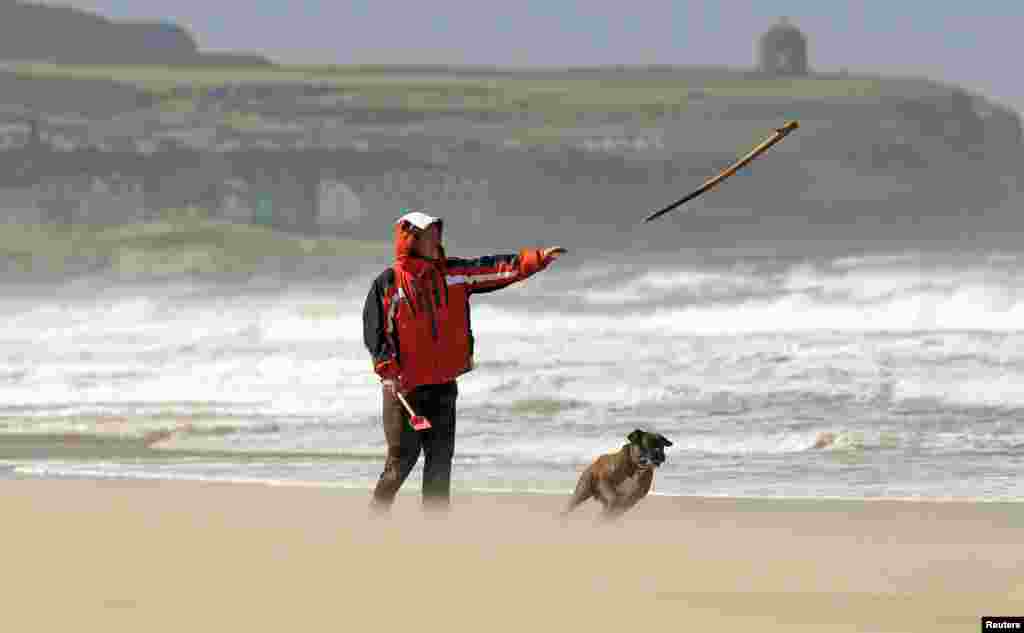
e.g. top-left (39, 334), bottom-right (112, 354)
top-left (363, 209), bottom-right (566, 514)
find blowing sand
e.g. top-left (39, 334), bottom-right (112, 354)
top-left (2, 478), bottom-right (1021, 632)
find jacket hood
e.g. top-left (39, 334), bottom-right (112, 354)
top-left (394, 210), bottom-right (444, 261)
top-left (392, 209), bottom-right (449, 316)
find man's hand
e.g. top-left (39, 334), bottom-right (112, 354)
top-left (541, 246), bottom-right (567, 265)
top-left (382, 378), bottom-right (402, 398)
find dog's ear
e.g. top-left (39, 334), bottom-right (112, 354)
top-left (658, 434), bottom-right (673, 447)
top-left (627, 429), bottom-right (644, 445)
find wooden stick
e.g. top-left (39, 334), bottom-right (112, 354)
top-left (643, 121), bottom-right (799, 224)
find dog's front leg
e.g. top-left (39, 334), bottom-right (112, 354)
top-left (561, 470), bottom-right (594, 520)
top-left (596, 480), bottom-right (621, 515)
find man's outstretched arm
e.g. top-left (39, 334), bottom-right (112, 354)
top-left (446, 247), bottom-right (566, 295)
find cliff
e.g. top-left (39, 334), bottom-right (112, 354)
top-left (0, 1), bottom-right (270, 66)
top-left (0, 57), bottom-right (1021, 257)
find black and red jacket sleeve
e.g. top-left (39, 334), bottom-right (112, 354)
top-left (362, 268), bottom-right (400, 379)
top-left (445, 249), bottom-right (548, 295)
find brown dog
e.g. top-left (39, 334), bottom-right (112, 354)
top-left (561, 429), bottom-right (673, 521)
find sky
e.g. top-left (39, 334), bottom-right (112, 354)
top-left (47, 0), bottom-right (1024, 115)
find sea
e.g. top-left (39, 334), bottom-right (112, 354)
top-left (2, 247), bottom-right (1023, 502)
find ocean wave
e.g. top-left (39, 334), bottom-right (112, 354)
top-left (892, 373), bottom-right (1024, 409)
top-left (504, 398), bottom-right (589, 416)
top-left (474, 286), bottom-right (1024, 335)
top-left (447, 427), bottom-right (875, 463)
top-left (651, 429), bottom-right (879, 456)
top-left (0, 414), bottom-right (298, 445)
top-left (529, 251), bottom-right (1024, 333)
top-left (572, 268), bottom-right (774, 306)
top-left (4, 250), bottom-right (1024, 442)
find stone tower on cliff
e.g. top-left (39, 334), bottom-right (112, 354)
top-left (759, 17), bottom-right (809, 76)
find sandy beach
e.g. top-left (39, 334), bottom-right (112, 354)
top-left (2, 479), bottom-right (1021, 632)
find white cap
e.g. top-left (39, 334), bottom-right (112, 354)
top-left (395, 210), bottom-right (441, 230)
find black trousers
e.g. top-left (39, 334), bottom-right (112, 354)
top-left (371, 381), bottom-right (458, 511)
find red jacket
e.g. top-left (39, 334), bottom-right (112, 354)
top-left (363, 220), bottom-right (551, 390)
